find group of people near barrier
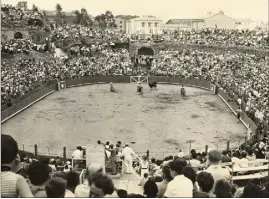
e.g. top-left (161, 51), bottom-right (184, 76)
top-left (2, 133), bottom-right (269, 198)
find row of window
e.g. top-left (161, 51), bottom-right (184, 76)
top-left (118, 21), bottom-right (159, 28)
top-left (137, 29), bottom-right (156, 33)
top-left (142, 22), bottom-right (159, 28)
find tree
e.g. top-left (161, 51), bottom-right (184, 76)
top-left (32, 4), bottom-right (39, 12)
top-left (95, 10), bottom-right (116, 29)
top-left (55, 4), bottom-right (65, 25)
top-left (56, 4), bottom-right (62, 13)
top-left (74, 8), bottom-right (93, 26)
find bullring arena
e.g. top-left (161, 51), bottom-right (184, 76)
top-left (2, 2), bottom-right (269, 197)
top-left (2, 79), bottom-right (246, 158)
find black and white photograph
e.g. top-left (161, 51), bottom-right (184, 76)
top-left (1, 0), bottom-right (269, 197)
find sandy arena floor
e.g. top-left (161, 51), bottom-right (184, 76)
top-left (2, 83), bottom-right (246, 158)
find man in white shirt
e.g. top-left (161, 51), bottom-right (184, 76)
top-left (206, 150), bottom-right (231, 193)
top-left (121, 144), bottom-right (138, 174)
top-left (164, 158), bottom-right (193, 198)
top-left (178, 149), bottom-right (184, 158)
top-left (72, 146), bottom-right (83, 159)
top-left (105, 142), bottom-right (111, 159)
top-left (238, 151), bottom-right (249, 168)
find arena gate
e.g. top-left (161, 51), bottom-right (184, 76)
top-left (130, 76), bottom-right (149, 84)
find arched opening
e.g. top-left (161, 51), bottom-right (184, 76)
top-left (137, 47), bottom-right (154, 56)
top-left (134, 47), bottom-right (154, 74)
top-left (14, 32), bottom-right (23, 39)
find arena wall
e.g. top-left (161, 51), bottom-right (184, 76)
top-left (1, 76), bottom-right (257, 136)
top-left (1, 83), bottom-right (56, 123)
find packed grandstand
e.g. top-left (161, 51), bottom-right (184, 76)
top-left (1, 3), bottom-right (269, 198)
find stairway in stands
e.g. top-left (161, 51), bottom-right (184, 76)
top-left (86, 146), bottom-right (143, 195)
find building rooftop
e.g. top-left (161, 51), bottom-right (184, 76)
top-left (130, 15), bottom-right (162, 22)
top-left (166, 18), bottom-right (204, 25)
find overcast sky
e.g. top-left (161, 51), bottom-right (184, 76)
top-left (3, 0), bottom-right (268, 23)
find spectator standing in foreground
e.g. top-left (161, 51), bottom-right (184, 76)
top-left (1, 134), bottom-right (33, 198)
top-left (45, 177), bottom-right (67, 198)
top-left (214, 179), bottom-right (232, 198)
top-left (194, 172), bottom-right (215, 198)
top-left (164, 158), bottom-right (193, 197)
top-left (74, 163), bottom-right (104, 197)
top-left (183, 166), bottom-right (199, 191)
top-left (143, 179), bottom-right (158, 198)
top-left (88, 172), bottom-right (114, 198)
top-left (206, 150), bottom-right (231, 193)
top-left (27, 161), bottom-right (51, 197)
top-left (65, 171), bottom-right (79, 197)
top-left (156, 165), bottom-right (173, 197)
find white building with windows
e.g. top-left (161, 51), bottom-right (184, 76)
top-left (126, 16), bottom-right (163, 35)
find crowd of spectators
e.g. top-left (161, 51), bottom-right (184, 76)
top-left (1, 38), bottom-right (49, 54)
top-left (162, 28), bottom-right (269, 50)
top-left (50, 25), bottom-right (129, 44)
top-left (2, 134), bottom-right (269, 198)
top-left (1, 4), bottom-right (46, 28)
